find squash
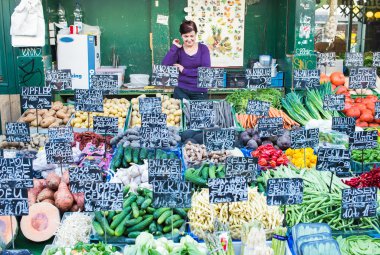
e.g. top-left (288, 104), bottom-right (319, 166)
top-left (0, 216), bottom-right (18, 248)
top-left (20, 202), bottom-right (60, 242)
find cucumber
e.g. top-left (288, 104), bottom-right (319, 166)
top-left (163, 225), bottom-right (173, 233)
top-left (114, 212), bottom-right (132, 237)
top-left (113, 145), bottom-right (124, 168)
top-left (173, 208), bottom-right (188, 219)
top-left (165, 214), bottom-right (182, 225)
top-left (132, 148), bottom-right (140, 163)
top-left (124, 147), bottom-right (132, 163)
top-left (201, 165), bottom-right (209, 179)
top-left (127, 215), bottom-right (154, 232)
top-left (216, 169), bottom-right (225, 178)
top-left (92, 221), bottom-right (104, 236)
top-left (149, 222), bottom-right (157, 234)
top-left (110, 208), bottom-right (131, 229)
top-left (147, 150), bottom-right (155, 159)
top-left (139, 148), bottom-right (148, 160)
top-left (157, 224), bottom-right (163, 233)
top-left (94, 211), bottom-right (115, 236)
top-left (153, 208), bottom-right (170, 219)
top-left (172, 219), bottom-right (185, 228)
top-left (107, 211), bottom-right (116, 223)
top-left (123, 194), bottom-right (137, 208)
top-left (136, 196), bottom-right (145, 206)
top-left (128, 231), bottom-right (142, 238)
top-left (185, 169), bottom-right (207, 186)
top-left (209, 165), bottom-right (217, 178)
top-left (123, 185), bottom-right (130, 197)
top-left (137, 187), bottom-right (145, 196)
top-left (146, 207), bottom-right (155, 214)
top-left (143, 188), bottom-right (153, 199)
top-left (158, 210), bottom-right (172, 225)
top-left (139, 210), bottom-right (146, 216)
top-left (131, 202), bottom-right (139, 218)
top-left (124, 216), bottom-right (143, 227)
top-left (141, 198), bottom-right (152, 209)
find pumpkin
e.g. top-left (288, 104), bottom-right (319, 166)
top-left (0, 216), bottom-right (18, 249)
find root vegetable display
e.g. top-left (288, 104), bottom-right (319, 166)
top-left (46, 172), bottom-right (61, 191)
top-left (54, 182), bottom-right (74, 211)
top-left (0, 134), bottom-right (48, 151)
top-left (73, 131), bottom-right (112, 151)
top-left (183, 141), bottom-right (235, 166)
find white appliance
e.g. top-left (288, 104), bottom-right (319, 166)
top-left (57, 34), bottom-right (101, 89)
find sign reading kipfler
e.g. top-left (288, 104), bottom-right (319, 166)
top-left (21, 86), bottom-right (52, 109)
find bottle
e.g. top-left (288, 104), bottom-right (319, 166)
top-left (73, 2), bottom-right (83, 33)
top-left (57, 3), bottom-right (67, 28)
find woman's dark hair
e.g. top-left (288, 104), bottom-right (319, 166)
top-left (179, 20), bottom-right (197, 35)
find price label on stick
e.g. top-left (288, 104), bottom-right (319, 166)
top-left (349, 131), bottom-right (378, 150)
top-left (90, 74), bottom-right (119, 95)
top-left (349, 67), bottom-right (377, 89)
top-left (341, 187), bottom-right (377, 219)
top-left (139, 97), bottom-right (162, 114)
top-left (152, 65), bottom-right (179, 87)
top-left (290, 128), bottom-right (319, 149)
top-left (21, 86), bottom-right (52, 109)
top-left (45, 142), bottom-right (73, 164)
top-left (204, 128), bottom-right (236, 151)
top-left (345, 52), bottom-right (364, 67)
top-left (0, 158), bottom-right (33, 189)
top-left (208, 176), bottom-right (248, 204)
top-left (140, 126), bottom-right (169, 148)
top-left (293, 69), bottom-right (320, 89)
top-left (48, 127), bottom-right (74, 143)
top-left (373, 52), bottom-right (380, 67)
top-left (45, 69), bottom-right (72, 90)
top-left (375, 102), bottom-right (380, 119)
top-left (245, 68), bottom-right (271, 89)
top-left (5, 122), bottom-right (30, 143)
top-left (317, 52), bottom-right (336, 68)
top-left (316, 148), bottom-right (350, 174)
top-left (197, 67), bottom-right (224, 88)
top-left (189, 100), bottom-right (215, 129)
top-left (0, 188), bottom-right (29, 216)
top-left (332, 117), bottom-right (355, 136)
top-left (246, 100), bottom-right (270, 116)
top-left (225, 156), bottom-right (259, 182)
top-left (151, 180), bottom-right (192, 208)
top-left (84, 182), bottom-right (123, 212)
top-left (266, 178), bottom-right (303, 206)
top-left (69, 166), bottom-right (102, 193)
top-left (93, 116), bottom-right (119, 135)
top-left (75, 89), bottom-right (104, 112)
top-left (148, 159), bottom-right (182, 183)
top-left (323, 95), bottom-right (345, 111)
top-left (141, 113), bottom-right (167, 127)
top-left (258, 117), bottom-right (284, 137)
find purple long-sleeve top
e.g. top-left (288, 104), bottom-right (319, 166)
top-left (162, 43), bottom-right (211, 93)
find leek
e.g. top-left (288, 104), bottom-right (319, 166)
top-left (272, 227), bottom-right (287, 255)
top-left (281, 92), bottom-right (313, 125)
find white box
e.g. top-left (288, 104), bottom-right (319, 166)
top-left (57, 34), bottom-right (101, 89)
top-left (96, 66), bottom-right (126, 87)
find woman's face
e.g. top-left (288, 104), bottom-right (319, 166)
top-left (181, 31), bottom-right (196, 47)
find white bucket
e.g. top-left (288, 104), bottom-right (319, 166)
top-left (130, 74), bottom-right (149, 85)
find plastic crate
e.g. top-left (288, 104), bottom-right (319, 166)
top-left (270, 71), bottom-right (284, 87)
top-left (350, 160), bottom-right (380, 175)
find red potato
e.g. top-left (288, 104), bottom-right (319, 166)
top-left (28, 190), bottom-right (37, 206)
top-left (61, 170), bottom-right (70, 185)
top-left (46, 172), bottom-right (61, 191)
top-left (41, 199), bottom-right (55, 205)
top-left (37, 188), bottom-right (55, 202)
top-left (70, 203), bottom-right (80, 212)
top-left (72, 193), bottom-right (84, 211)
top-left (54, 182), bottom-right (74, 211)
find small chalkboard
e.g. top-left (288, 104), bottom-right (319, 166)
top-left (141, 113), bottom-right (167, 128)
top-left (0, 188), bottom-right (29, 216)
top-left (148, 159), bottom-right (182, 183)
top-left (373, 52), bottom-right (380, 67)
top-left (0, 250), bottom-right (33, 255)
top-left (45, 142), bottom-right (73, 164)
top-left (139, 97), bottom-right (162, 114)
top-left (48, 127), bottom-right (74, 143)
top-left (290, 128), bottom-right (319, 149)
top-left (189, 100), bottom-right (215, 129)
top-left (316, 148), bottom-right (350, 174)
top-left (349, 131), bottom-right (378, 150)
top-left (84, 182), bottom-right (123, 212)
top-left (152, 180), bottom-right (191, 208)
top-left (69, 166), bottom-right (102, 193)
top-left (75, 89), bottom-right (104, 112)
top-left (317, 52), bottom-right (336, 68)
top-left (258, 117), bottom-right (284, 137)
top-left (0, 149), bottom-right (3, 157)
top-left (375, 102), bottom-right (380, 119)
top-left (5, 123), bottom-right (30, 143)
top-left (332, 117), bottom-right (355, 136)
top-left (204, 128), bottom-right (236, 151)
top-left (90, 74), bottom-right (119, 95)
top-left (266, 178), bottom-right (303, 206)
top-left (345, 52), bottom-right (364, 67)
top-left (197, 67), bottom-right (224, 88)
top-left (208, 176), bottom-right (248, 204)
top-left (293, 69), bottom-right (320, 89)
top-left (349, 67), bottom-right (377, 89)
top-left (21, 86), bottom-right (52, 109)
top-left (342, 187), bottom-right (377, 219)
top-left (152, 65), bottom-right (179, 87)
top-left (45, 69), bottom-right (72, 90)
top-left (140, 126), bottom-right (169, 148)
top-left (246, 100), bottom-right (270, 116)
top-left (225, 156), bottom-right (259, 182)
top-left (245, 68), bottom-right (271, 89)
top-left (323, 95), bottom-right (345, 111)
top-left (0, 158), bottom-right (33, 189)
top-left (93, 116), bottom-right (119, 135)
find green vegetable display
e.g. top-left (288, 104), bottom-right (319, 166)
top-left (352, 145), bottom-right (380, 163)
top-left (46, 242), bottom-right (119, 255)
top-left (184, 163), bottom-right (225, 188)
top-left (336, 235), bottom-right (380, 255)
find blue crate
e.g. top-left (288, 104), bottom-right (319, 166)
top-left (270, 71), bottom-right (284, 88)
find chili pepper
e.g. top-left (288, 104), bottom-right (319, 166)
top-left (344, 166), bottom-right (380, 188)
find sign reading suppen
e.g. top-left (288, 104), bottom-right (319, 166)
top-left (290, 128), bottom-right (319, 149)
top-left (258, 117), bottom-right (284, 137)
top-left (349, 67), bottom-right (377, 89)
top-left (75, 89), bottom-right (104, 112)
top-left (84, 182), bottom-right (123, 212)
top-left (5, 123), bottom-right (30, 143)
top-left (204, 129), bottom-right (236, 151)
top-left (152, 65), bottom-right (179, 87)
top-left (225, 157), bottom-right (259, 182)
top-left (246, 100), bottom-right (270, 116)
top-left (349, 131), bottom-right (378, 150)
top-left (45, 142), bottom-right (73, 164)
top-left (0, 158), bottom-right (33, 189)
top-left (45, 69), bottom-right (72, 90)
top-left (245, 68), bottom-right (271, 89)
top-left (266, 178), bottom-right (303, 206)
top-left (93, 116), bottom-right (119, 135)
top-left (293, 69), bottom-right (320, 89)
top-left (323, 95), bottom-right (345, 111)
top-left (332, 117), bottom-right (355, 136)
top-left (21, 86), bottom-right (52, 109)
top-left (0, 188), bottom-right (29, 216)
top-left (208, 176), bottom-right (248, 204)
top-left (48, 127), bottom-right (74, 143)
top-left (148, 159), bottom-right (182, 183)
top-left (69, 166), bottom-right (103, 193)
top-left (152, 180), bottom-right (192, 208)
top-left (342, 187), bottom-right (377, 219)
top-left (189, 100), bottom-right (214, 129)
top-left (197, 67), bottom-right (224, 88)
top-left (316, 148), bottom-right (350, 174)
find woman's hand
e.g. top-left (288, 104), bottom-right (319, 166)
top-left (173, 39), bottom-right (182, 48)
top-left (173, 64), bottom-right (184, 73)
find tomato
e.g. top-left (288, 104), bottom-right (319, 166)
top-left (336, 86), bottom-right (348, 95)
top-left (330, 72), bottom-right (345, 86)
top-left (320, 73), bottom-right (330, 84)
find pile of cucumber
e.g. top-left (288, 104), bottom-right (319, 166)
top-left (92, 187), bottom-right (188, 239)
top-left (184, 163), bottom-right (225, 187)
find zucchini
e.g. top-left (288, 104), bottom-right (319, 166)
top-left (92, 221), bottom-right (104, 236)
top-left (158, 210), bottom-right (172, 225)
top-left (173, 208), bottom-right (187, 219)
top-left (153, 208), bottom-right (170, 219)
top-left (141, 198), bottom-right (152, 209)
top-left (165, 214), bottom-right (181, 225)
top-left (136, 196), bottom-right (145, 206)
top-left (123, 193), bottom-right (137, 208)
top-left (127, 215), bottom-right (154, 232)
top-left (131, 202), bottom-right (139, 218)
top-left (124, 216), bottom-right (143, 227)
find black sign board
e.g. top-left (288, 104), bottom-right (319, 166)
top-left (84, 182), bottom-right (123, 212)
top-left (5, 123), bottom-right (30, 143)
top-left (140, 126), bottom-right (169, 148)
top-left (373, 52), bottom-right (380, 67)
top-left (258, 117), bottom-right (284, 137)
top-left (69, 166), bottom-right (103, 193)
top-left (0, 158), bottom-right (33, 189)
top-left (225, 157), bottom-right (259, 182)
top-left (93, 116), bottom-right (119, 135)
top-left (21, 86), bottom-right (52, 109)
top-left (0, 149), bottom-right (3, 157)
top-left (141, 113), bottom-right (167, 128)
top-left (45, 69), bottom-right (72, 90)
top-left (349, 67), bottom-right (377, 89)
top-left (0, 250), bottom-right (33, 255)
top-left (152, 65), bottom-right (179, 87)
top-left (75, 89), bottom-right (104, 112)
top-left (349, 131), bottom-right (378, 150)
top-left (345, 52), bottom-right (364, 67)
top-left (245, 68), bottom-right (271, 89)
top-left (375, 102), bottom-right (380, 119)
top-left (189, 100), bottom-right (215, 129)
top-left (332, 117), bottom-right (355, 136)
top-left (208, 176), bottom-right (248, 204)
top-left (148, 159), bottom-right (182, 183)
top-left (90, 74), bottom-right (119, 95)
top-left (48, 127), bottom-right (74, 143)
top-left (317, 52), bottom-right (336, 68)
top-left (45, 142), bottom-right (73, 164)
top-left (152, 180), bottom-right (191, 208)
top-left (323, 95), bottom-right (345, 111)
top-left (0, 188), bottom-right (29, 216)
top-left (197, 67), bottom-right (224, 88)
top-left (316, 148), bottom-right (350, 174)
top-left (266, 178), bottom-right (303, 206)
top-left (204, 129), bottom-right (236, 151)
top-left (342, 187), bottom-right (377, 219)
top-left (293, 69), bottom-right (320, 89)
top-left (139, 97), bottom-right (162, 114)
top-left (246, 100), bottom-right (270, 116)
top-left (290, 128), bottom-right (319, 149)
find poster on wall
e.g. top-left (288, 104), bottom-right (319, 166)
top-left (187, 0), bottom-right (245, 67)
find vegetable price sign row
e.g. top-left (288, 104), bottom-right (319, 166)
top-left (69, 166), bottom-right (103, 193)
top-left (257, 117), bottom-right (284, 137)
top-left (5, 122), bottom-right (30, 143)
top-left (189, 100), bottom-right (215, 129)
top-left (323, 94), bottom-right (345, 111)
top-left (90, 74), bottom-right (119, 95)
top-left (348, 67), bottom-right (377, 89)
top-left (341, 187), bottom-right (377, 219)
top-left (332, 117), bottom-right (355, 136)
top-left (139, 97), bottom-right (162, 114)
top-left (48, 126), bottom-right (74, 143)
top-left (151, 180), bottom-right (192, 208)
top-left (208, 176), bottom-right (248, 204)
top-left (84, 182), bottom-right (124, 212)
top-left (203, 128), bottom-right (236, 151)
top-left (21, 86), bottom-right (52, 110)
top-left (225, 156), bottom-right (259, 183)
top-left (246, 100), bottom-right (270, 116)
top-left (245, 67), bottom-right (271, 89)
top-left (345, 52), bottom-right (364, 67)
top-left (293, 69), bottom-right (320, 90)
top-left (0, 158), bottom-right (33, 189)
top-left (45, 69), bottom-right (72, 91)
top-left (151, 65), bottom-right (179, 87)
top-left (197, 67), bottom-right (224, 88)
top-left (148, 159), bottom-right (182, 183)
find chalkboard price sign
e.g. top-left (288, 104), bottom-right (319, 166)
top-left (204, 128), bottom-right (236, 151)
top-left (246, 100), bottom-right (270, 116)
top-left (349, 67), bottom-right (377, 89)
top-left (373, 52), bottom-right (380, 67)
top-left (345, 52), bottom-right (364, 67)
top-left (316, 148), bottom-right (350, 174)
top-left (48, 127), bottom-right (74, 143)
top-left (90, 74), bottom-right (119, 95)
top-left (290, 128), bottom-right (319, 149)
top-left (189, 100), bottom-right (215, 129)
top-left (349, 131), bottom-right (378, 150)
top-left (21, 86), bottom-right (52, 109)
top-left (342, 187), bottom-right (377, 219)
top-left (332, 117), bottom-right (355, 136)
top-left (152, 65), bottom-right (179, 87)
top-left (0, 158), bottom-right (33, 189)
top-left (375, 102), bottom-right (380, 119)
top-left (208, 176), bottom-right (248, 204)
top-left (258, 117), bottom-right (284, 137)
top-left (323, 95), bottom-right (345, 111)
top-left (152, 180), bottom-right (192, 208)
top-left (45, 142), bottom-right (73, 164)
top-left (93, 116), bottom-right (119, 135)
top-left (45, 69), bottom-right (72, 90)
top-left (75, 89), bottom-right (104, 112)
top-left (245, 68), bottom-right (271, 89)
top-left (140, 126), bottom-right (169, 148)
top-left (0, 188), bottom-right (29, 216)
top-left (266, 178), bottom-right (303, 206)
top-left (197, 67), bottom-right (224, 88)
top-left (317, 52), bottom-right (336, 68)
top-left (84, 182), bottom-right (123, 212)
top-left (141, 113), bottom-right (167, 127)
top-left (225, 156), bottom-right (259, 182)
top-left (293, 69), bottom-right (320, 89)
top-left (139, 97), bottom-right (162, 114)
top-left (5, 123), bottom-right (30, 143)
top-left (148, 159), bottom-right (182, 183)
top-left (69, 166), bottom-right (102, 193)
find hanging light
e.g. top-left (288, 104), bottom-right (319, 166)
top-left (366, 11), bottom-right (374, 18)
top-left (375, 12), bottom-right (380, 19)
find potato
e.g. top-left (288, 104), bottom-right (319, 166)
top-left (40, 117), bottom-right (56, 128)
top-left (56, 110), bottom-right (67, 119)
top-left (62, 117), bottom-right (70, 125)
top-left (23, 114), bottom-right (36, 123)
top-left (37, 109), bottom-right (48, 115)
top-left (52, 101), bottom-right (63, 111)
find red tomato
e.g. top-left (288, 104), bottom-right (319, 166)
top-left (330, 72), bottom-right (345, 86)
